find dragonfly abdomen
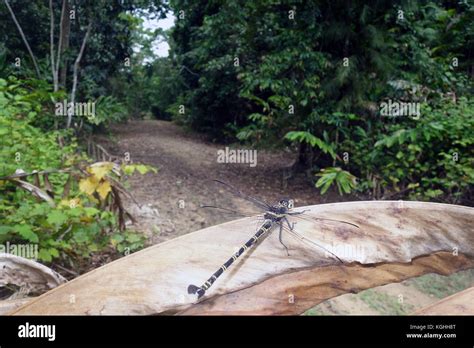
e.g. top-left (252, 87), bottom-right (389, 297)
top-left (188, 219), bottom-right (273, 299)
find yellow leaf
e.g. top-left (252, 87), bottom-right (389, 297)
top-left (96, 180), bottom-right (111, 200)
top-left (79, 176), bottom-right (99, 195)
top-left (59, 198), bottom-right (81, 208)
top-left (68, 198), bottom-right (81, 208)
top-left (88, 162), bottom-right (114, 180)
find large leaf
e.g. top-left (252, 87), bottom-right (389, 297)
top-left (13, 225), bottom-right (38, 243)
top-left (46, 211), bottom-right (68, 227)
top-left (87, 162), bottom-right (115, 180)
top-left (96, 180), bottom-right (111, 200)
top-left (9, 201), bottom-right (474, 315)
top-left (79, 176), bottom-right (100, 196)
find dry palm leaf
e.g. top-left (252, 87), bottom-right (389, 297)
top-left (9, 201), bottom-right (474, 315)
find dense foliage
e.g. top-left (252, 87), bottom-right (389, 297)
top-left (0, 77), bottom-right (150, 266)
top-left (167, 0), bottom-right (473, 203)
top-left (0, 1), bottom-right (168, 269)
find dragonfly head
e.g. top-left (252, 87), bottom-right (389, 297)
top-left (278, 198), bottom-right (294, 211)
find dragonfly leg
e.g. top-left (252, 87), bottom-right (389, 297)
top-left (288, 209), bottom-right (309, 216)
top-left (278, 222), bottom-right (290, 256)
top-left (284, 217), bottom-right (295, 231)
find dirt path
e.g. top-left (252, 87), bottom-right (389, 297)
top-left (97, 120), bottom-right (351, 243)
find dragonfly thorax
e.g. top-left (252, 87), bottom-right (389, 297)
top-left (264, 211), bottom-right (285, 221)
top-left (264, 198), bottom-right (295, 221)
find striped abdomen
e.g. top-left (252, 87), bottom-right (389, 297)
top-left (187, 219), bottom-right (273, 299)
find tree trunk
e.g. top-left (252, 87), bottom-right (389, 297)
top-left (59, 0), bottom-right (71, 89)
top-left (297, 142), bottom-right (315, 179)
top-left (49, 0), bottom-right (58, 92)
top-left (297, 141), bottom-right (308, 167)
top-left (67, 23), bottom-right (91, 128)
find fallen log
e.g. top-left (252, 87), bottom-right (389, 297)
top-left (0, 253), bottom-right (66, 295)
top-left (9, 201), bottom-right (474, 315)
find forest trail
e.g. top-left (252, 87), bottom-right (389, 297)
top-left (95, 119), bottom-right (474, 315)
top-left (96, 119), bottom-right (352, 243)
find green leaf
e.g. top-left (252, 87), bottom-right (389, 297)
top-left (30, 204), bottom-right (49, 216)
top-left (285, 131), bottom-right (336, 159)
top-left (14, 225), bottom-right (39, 243)
top-left (123, 165), bottom-right (136, 175)
top-left (111, 234), bottom-right (125, 243)
top-left (84, 207), bottom-right (100, 217)
top-left (315, 167), bottom-right (357, 195)
top-left (47, 210), bottom-right (68, 226)
top-left (136, 164), bottom-right (149, 175)
top-left (316, 177), bottom-right (333, 195)
top-left (73, 229), bottom-right (89, 243)
top-left (0, 225), bottom-right (12, 235)
top-left (68, 207), bottom-right (83, 217)
top-left (125, 233), bottom-right (142, 243)
top-left (38, 249), bottom-right (52, 263)
top-left (48, 248), bottom-right (60, 258)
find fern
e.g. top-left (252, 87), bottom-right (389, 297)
top-left (315, 167), bottom-right (357, 195)
top-left (285, 131), bottom-right (336, 159)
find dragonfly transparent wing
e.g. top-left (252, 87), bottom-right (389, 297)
top-left (211, 179), bottom-right (271, 212)
top-left (289, 211), bottom-right (360, 229)
top-left (283, 225), bottom-right (344, 263)
top-left (199, 205), bottom-right (253, 218)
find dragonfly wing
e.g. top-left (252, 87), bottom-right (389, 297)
top-left (212, 179), bottom-right (271, 211)
top-left (281, 224), bottom-right (344, 263)
top-left (200, 205), bottom-right (253, 218)
top-left (290, 212), bottom-right (360, 229)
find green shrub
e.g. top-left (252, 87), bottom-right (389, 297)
top-left (348, 98), bottom-right (474, 202)
top-left (0, 77), bottom-right (149, 265)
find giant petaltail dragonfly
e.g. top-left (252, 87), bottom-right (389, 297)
top-left (187, 180), bottom-right (359, 299)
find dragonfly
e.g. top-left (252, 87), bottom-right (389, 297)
top-left (187, 179), bottom-right (359, 299)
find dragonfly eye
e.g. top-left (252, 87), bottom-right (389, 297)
top-left (288, 200), bottom-right (294, 209)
